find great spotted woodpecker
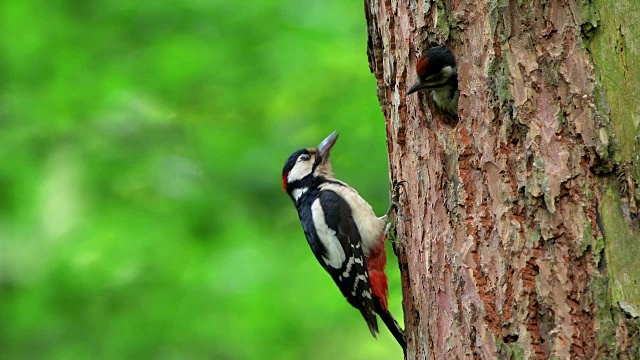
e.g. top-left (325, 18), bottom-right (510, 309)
top-left (407, 46), bottom-right (459, 120)
top-left (282, 131), bottom-right (406, 350)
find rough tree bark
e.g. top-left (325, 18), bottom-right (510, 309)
top-left (364, 0), bottom-right (640, 358)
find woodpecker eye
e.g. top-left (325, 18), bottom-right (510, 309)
top-left (299, 154), bottom-right (311, 162)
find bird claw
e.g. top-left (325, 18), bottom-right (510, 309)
top-left (392, 180), bottom-right (407, 203)
top-left (384, 180), bottom-right (409, 255)
top-left (385, 180), bottom-right (410, 221)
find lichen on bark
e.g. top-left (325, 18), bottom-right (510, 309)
top-left (585, 0), bottom-right (640, 356)
top-left (600, 185), bottom-right (640, 315)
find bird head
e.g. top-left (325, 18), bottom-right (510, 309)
top-left (407, 46), bottom-right (457, 95)
top-left (282, 131), bottom-right (338, 194)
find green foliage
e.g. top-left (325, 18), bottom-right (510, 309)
top-left (0, 0), bottom-right (402, 358)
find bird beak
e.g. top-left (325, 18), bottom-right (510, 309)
top-left (407, 80), bottom-right (424, 95)
top-left (317, 131), bottom-right (338, 157)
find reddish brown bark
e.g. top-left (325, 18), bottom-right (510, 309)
top-left (365, 0), bottom-right (639, 358)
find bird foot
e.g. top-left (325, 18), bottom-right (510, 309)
top-left (384, 180), bottom-right (409, 256)
top-left (384, 180), bottom-right (409, 221)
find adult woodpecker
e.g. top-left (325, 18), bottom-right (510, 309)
top-left (407, 46), bottom-right (459, 121)
top-left (282, 131), bottom-right (406, 350)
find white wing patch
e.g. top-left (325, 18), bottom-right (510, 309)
top-left (352, 274), bottom-right (368, 296)
top-left (311, 198), bottom-right (346, 268)
top-left (318, 183), bottom-right (385, 256)
top-left (342, 257), bottom-right (355, 278)
top-left (362, 289), bottom-right (372, 299)
top-left (341, 254), bottom-right (363, 278)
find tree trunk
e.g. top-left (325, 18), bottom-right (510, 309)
top-left (364, 0), bottom-right (640, 358)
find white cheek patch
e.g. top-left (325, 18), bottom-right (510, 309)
top-left (423, 65), bottom-right (456, 87)
top-left (440, 65), bottom-right (453, 77)
top-left (287, 158), bottom-right (313, 183)
top-left (311, 198), bottom-right (346, 268)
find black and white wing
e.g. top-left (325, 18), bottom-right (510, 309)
top-left (301, 189), bottom-right (378, 336)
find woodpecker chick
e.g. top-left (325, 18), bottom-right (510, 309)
top-left (407, 46), bottom-right (459, 121)
top-left (282, 131), bottom-right (406, 350)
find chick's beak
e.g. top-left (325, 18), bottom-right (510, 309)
top-left (407, 80), bottom-right (424, 95)
top-left (317, 131), bottom-right (338, 158)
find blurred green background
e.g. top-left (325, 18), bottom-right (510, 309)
top-left (1, 0), bottom-right (402, 359)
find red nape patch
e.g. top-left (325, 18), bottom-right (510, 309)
top-left (282, 173), bottom-right (289, 191)
top-left (416, 53), bottom-right (430, 78)
top-left (369, 270), bottom-right (389, 311)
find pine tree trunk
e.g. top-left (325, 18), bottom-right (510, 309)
top-left (364, 0), bottom-right (640, 358)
